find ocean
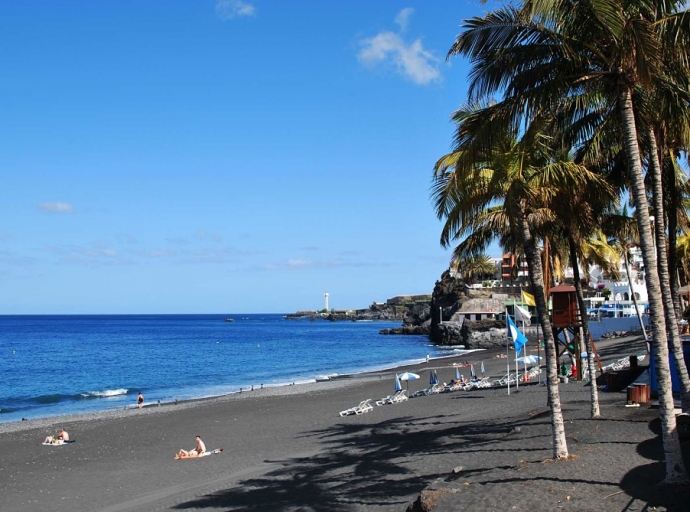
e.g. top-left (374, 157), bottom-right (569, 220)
top-left (0, 314), bottom-right (465, 423)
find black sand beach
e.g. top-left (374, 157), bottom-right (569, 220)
top-left (2, 334), bottom-right (689, 511)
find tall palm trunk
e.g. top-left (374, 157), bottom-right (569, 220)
top-left (667, 183), bottom-right (682, 320)
top-left (648, 128), bottom-right (690, 414)
top-left (515, 200), bottom-right (568, 458)
top-left (619, 88), bottom-right (687, 483)
top-left (568, 237), bottom-right (600, 417)
top-left (622, 249), bottom-right (648, 341)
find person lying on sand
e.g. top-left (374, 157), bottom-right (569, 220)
top-left (175, 435), bottom-right (206, 459)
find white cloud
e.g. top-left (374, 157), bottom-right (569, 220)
top-left (41, 244), bottom-right (126, 266)
top-left (395, 7), bottom-right (414, 31)
top-left (357, 10), bottom-right (440, 85)
top-left (39, 202), bottom-right (74, 214)
top-left (216, 0), bottom-right (256, 20)
top-left (195, 229), bottom-right (223, 243)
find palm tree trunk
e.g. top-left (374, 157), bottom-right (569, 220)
top-left (568, 236), bottom-right (600, 417)
top-left (623, 249), bottom-right (648, 341)
top-left (667, 183), bottom-right (682, 320)
top-left (619, 88), bottom-right (687, 483)
top-left (515, 201), bottom-right (568, 458)
top-left (648, 128), bottom-right (690, 414)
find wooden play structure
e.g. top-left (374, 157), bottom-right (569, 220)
top-left (550, 283), bottom-right (602, 380)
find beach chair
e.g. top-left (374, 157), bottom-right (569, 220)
top-left (376, 390), bottom-right (407, 406)
top-left (492, 374), bottom-right (510, 387)
top-left (469, 377), bottom-right (492, 389)
top-left (442, 381), bottom-right (464, 393)
top-left (391, 390), bottom-right (408, 403)
top-left (339, 399), bottom-right (373, 416)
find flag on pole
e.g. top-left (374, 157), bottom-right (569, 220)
top-left (515, 304), bottom-right (532, 326)
top-left (507, 314), bottom-right (528, 354)
top-left (521, 290), bottom-right (536, 307)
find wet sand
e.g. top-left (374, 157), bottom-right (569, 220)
top-left (1, 334), bottom-right (689, 511)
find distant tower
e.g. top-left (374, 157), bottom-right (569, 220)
top-left (324, 292), bottom-right (329, 311)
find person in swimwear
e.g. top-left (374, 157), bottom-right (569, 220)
top-left (175, 435), bottom-right (206, 459)
top-left (137, 392), bottom-right (144, 409)
top-left (44, 427), bottom-right (69, 444)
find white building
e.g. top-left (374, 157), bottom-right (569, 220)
top-left (564, 245), bottom-right (648, 304)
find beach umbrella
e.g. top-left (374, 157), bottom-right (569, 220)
top-left (399, 372), bottom-right (420, 390)
top-left (516, 355), bottom-right (541, 365)
top-left (480, 361), bottom-right (485, 376)
top-left (470, 365), bottom-right (476, 379)
top-left (429, 370), bottom-right (439, 386)
top-left (394, 374), bottom-right (402, 392)
top-left (455, 367), bottom-right (461, 380)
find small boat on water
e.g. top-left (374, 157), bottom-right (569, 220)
top-left (225, 318), bottom-right (234, 323)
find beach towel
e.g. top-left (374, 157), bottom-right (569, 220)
top-left (175, 448), bottom-right (223, 460)
top-left (42, 440), bottom-right (75, 446)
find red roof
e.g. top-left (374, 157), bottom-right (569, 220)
top-left (549, 283), bottom-right (576, 294)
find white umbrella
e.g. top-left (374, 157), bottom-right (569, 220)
top-left (516, 355), bottom-right (541, 365)
top-left (398, 372), bottom-right (420, 391)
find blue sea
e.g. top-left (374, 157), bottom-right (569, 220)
top-left (0, 314), bottom-right (464, 423)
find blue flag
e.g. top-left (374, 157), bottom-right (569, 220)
top-left (507, 314), bottom-right (528, 354)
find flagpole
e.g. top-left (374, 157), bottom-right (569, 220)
top-left (514, 300), bottom-right (518, 390)
top-left (506, 308), bottom-right (510, 395)
top-left (522, 315), bottom-right (527, 379)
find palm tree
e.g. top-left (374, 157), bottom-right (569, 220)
top-left (451, 254), bottom-right (497, 286)
top-left (433, 105), bottom-right (605, 458)
top-left (448, 0), bottom-right (689, 483)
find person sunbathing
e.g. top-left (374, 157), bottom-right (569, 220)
top-left (44, 428), bottom-right (69, 444)
top-left (175, 435), bottom-right (206, 459)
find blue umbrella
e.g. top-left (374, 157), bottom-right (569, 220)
top-left (470, 365), bottom-right (476, 379)
top-left (455, 367), bottom-right (461, 380)
top-left (430, 370), bottom-right (439, 385)
top-left (394, 374), bottom-right (402, 392)
top-left (481, 362), bottom-right (485, 375)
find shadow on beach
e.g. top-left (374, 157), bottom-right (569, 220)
top-left (172, 391), bottom-right (690, 512)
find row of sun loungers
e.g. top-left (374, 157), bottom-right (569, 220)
top-left (340, 391), bottom-right (410, 416)
top-left (601, 352), bottom-right (647, 372)
top-left (339, 367), bottom-right (546, 416)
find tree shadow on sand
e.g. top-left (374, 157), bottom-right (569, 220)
top-left (618, 417), bottom-right (690, 511)
top-left (171, 414), bottom-right (548, 511)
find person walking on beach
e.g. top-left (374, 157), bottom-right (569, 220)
top-left (137, 392), bottom-right (144, 409)
top-left (175, 435), bottom-right (206, 459)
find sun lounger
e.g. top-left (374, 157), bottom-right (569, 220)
top-left (466, 377), bottom-right (492, 389)
top-left (442, 381), bottom-right (465, 393)
top-left (339, 399), bottom-right (373, 416)
top-left (376, 390), bottom-right (408, 406)
top-left (411, 383), bottom-right (444, 397)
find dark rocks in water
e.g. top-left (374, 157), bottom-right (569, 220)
top-left (380, 324), bottom-right (430, 335)
top-left (434, 322), bottom-right (464, 346)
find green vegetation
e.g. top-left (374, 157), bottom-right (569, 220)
top-left (433, 0), bottom-right (690, 481)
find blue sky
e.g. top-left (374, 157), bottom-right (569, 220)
top-left (1, 1), bottom-right (500, 314)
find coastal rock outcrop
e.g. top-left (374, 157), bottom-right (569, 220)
top-left (460, 319), bottom-right (508, 349)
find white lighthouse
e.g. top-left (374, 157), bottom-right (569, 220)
top-left (324, 292), bottom-right (329, 312)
